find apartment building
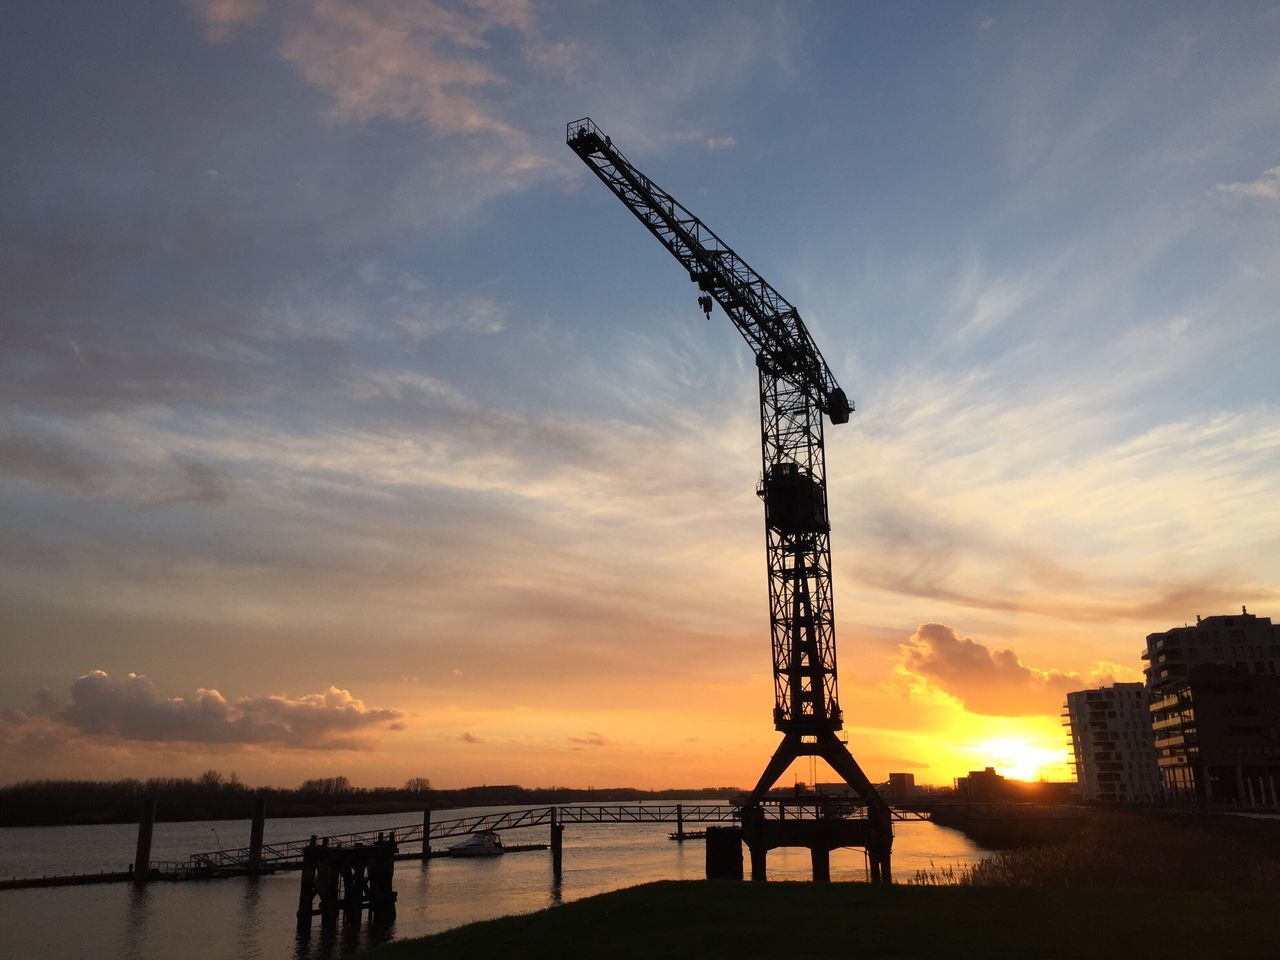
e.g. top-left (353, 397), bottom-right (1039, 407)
top-left (1064, 683), bottom-right (1161, 802)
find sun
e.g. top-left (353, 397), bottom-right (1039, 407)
top-left (971, 737), bottom-right (1071, 782)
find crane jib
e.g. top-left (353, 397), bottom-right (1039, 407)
top-left (566, 118), bottom-right (851, 426)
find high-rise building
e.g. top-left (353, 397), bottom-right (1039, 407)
top-left (1143, 608), bottom-right (1280, 692)
top-left (1144, 609), bottom-right (1280, 803)
top-left (1064, 683), bottom-right (1161, 802)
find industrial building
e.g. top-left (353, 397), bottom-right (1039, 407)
top-left (1063, 683), bottom-right (1161, 802)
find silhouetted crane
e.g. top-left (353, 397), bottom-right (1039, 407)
top-left (566, 119), bottom-right (892, 878)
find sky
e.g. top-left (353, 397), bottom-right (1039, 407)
top-left (2, 0), bottom-right (1278, 791)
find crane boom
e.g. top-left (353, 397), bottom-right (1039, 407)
top-left (566, 118), bottom-right (850, 424)
top-left (566, 117), bottom-right (893, 874)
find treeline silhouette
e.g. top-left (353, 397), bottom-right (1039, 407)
top-left (0, 770), bottom-right (741, 826)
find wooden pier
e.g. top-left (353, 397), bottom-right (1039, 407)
top-left (4, 798), bottom-right (952, 890)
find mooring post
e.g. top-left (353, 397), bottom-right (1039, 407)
top-left (550, 807), bottom-right (564, 879)
top-left (133, 798), bottom-right (156, 886)
top-left (704, 827), bottom-right (743, 880)
top-left (676, 802), bottom-right (684, 842)
top-left (422, 808), bottom-right (431, 857)
top-left (296, 837), bottom-right (317, 936)
top-left (248, 796), bottom-right (267, 873)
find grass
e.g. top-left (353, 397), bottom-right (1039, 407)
top-left (366, 880), bottom-right (1278, 959)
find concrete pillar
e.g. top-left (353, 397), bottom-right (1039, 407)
top-left (811, 846), bottom-right (830, 882)
top-left (749, 844), bottom-right (767, 882)
top-left (704, 827), bottom-right (743, 880)
top-left (422, 808), bottom-right (432, 857)
top-left (248, 796), bottom-right (267, 872)
top-left (133, 798), bottom-right (156, 885)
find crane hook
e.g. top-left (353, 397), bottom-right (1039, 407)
top-left (697, 295), bottom-right (713, 318)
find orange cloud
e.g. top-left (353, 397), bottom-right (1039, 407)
top-left (900, 622), bottom-right (1089, 716)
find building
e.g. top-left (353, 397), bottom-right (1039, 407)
top-left (1144, 608), bottom-right (1280, 804)
top-left (1063, 683), bottom-right (1161, 802)
top-left (1143, 607), bottom-right (1280, 692)
top-left (884, 773), bottom-right (917, 801)
top-left (1150, 664), bottom-right (1280, 804)
top-left (953, 767), bottom-right (1006, 800)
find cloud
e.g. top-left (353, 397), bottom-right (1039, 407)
top-left (1216, 165), bottom-right (1280, 202)
top-left (458, 730), bottom-right (483, 743)
top-left (0, 435), bottom-right (105, 490)
top-left (3, 670), bottom-right (404, 750)
top-left (167, 463), bottom-right (232, 505)
top-left (568, 731), bottom-right (610, 747)
top-left (705, 135), bottom-right (737, 151)
top-left (277, 0), bottom-right (532, 137)
top-left (899, 623), bottom-right (1090, 716)
top-left (188, 0), bottom-right (265, 42)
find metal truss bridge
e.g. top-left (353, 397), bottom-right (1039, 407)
top-left (166, 801), bottom-right (928, 875)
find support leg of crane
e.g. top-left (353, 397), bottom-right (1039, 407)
top-left (811, 846), bottom-right (830, 883)
top-left (815, 731), bottom-right (882, 802)
top-left (749, 844), bottom-right (768, 883)
top-left (745, 732), bottom-right (804, 808)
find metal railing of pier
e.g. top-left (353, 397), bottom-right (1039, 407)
top-left (180, 799), bottom-right (929, 872)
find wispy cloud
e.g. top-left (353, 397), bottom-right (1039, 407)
top-left (568, 731), bottom-right (611, 748)
top-left (1216, 165), bottom-right (1280, 202)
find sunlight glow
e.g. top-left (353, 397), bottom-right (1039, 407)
top-left (969, 737), bottom-right (1073, 782)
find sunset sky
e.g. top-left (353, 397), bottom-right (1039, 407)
top-left (2, 1), bottom-right (1278, 791)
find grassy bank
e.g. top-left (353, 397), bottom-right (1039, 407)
top-left (366, 880), bottom-right (1277, 959)
top-left (919, 810), bottom-right (1280, 888)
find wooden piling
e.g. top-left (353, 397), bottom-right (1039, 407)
top-left (248, 796), bottom-right (267, 872)
top-left (132, 798), bottom-right (155, 886)
top-left (296, 837), bottom-right (318, 935)
top-left (675, 803), bottom-right (684, 842)
top-left (550, 807), bottom-right (564, 879)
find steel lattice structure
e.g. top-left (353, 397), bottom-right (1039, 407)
top-left (566, 119), bottom-right (892, 845)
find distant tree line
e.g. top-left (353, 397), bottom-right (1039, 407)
top-left (0, 771), bottom-right (741, 827)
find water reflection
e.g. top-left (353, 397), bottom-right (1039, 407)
top-left (0, 811), bottom-right (985, 960)
top-left (123, 883), bottom-right (152, 960)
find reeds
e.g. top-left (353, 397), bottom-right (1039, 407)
top-left (911, 810), bottom-right (1280, 889)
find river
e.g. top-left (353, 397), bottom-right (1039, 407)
top-left (0, 807), bottom-right (986, 959)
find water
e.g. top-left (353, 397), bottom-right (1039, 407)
top-left (0, 807), bottom-right (986, 959)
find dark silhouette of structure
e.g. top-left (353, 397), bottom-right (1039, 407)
top-left (567, 118), bottom-right (892, 880)
top-left (1145, 608), bottom-right (1280, 803)
top-left (296, 835), bottom-right (397, 935)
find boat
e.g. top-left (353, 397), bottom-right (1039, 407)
top-left (448, 831), bottom-right (504, 857)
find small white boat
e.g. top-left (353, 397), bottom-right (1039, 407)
top-left (449, 831), bottom-right (504, 857)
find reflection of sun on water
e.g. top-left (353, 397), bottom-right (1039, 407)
top-left (972, 737), bottom-right (1072, 781)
